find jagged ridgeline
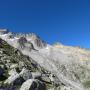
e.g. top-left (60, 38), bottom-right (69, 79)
top-left (0, 38), bottom-right (56, 90)
top-left (0, 29), bottom-right (47, 50)
top-left (1, 29), bottom-right (90, 90)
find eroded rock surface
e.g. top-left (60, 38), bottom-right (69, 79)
top-left (0, 30), bottom-right (90, 90)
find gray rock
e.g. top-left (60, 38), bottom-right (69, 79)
top-left (8, 68), bottom-right (17, 76)
top-left (4, 71), bottom-right (25, 85)
top-left (59, 85), bottom-right (72, 90)
top-left (31, 72), bottom-right (42, 79)
top-left (10, 64), bottom-right (18, 69)
top-left (0, 65), bottom-right (4, 69)
top-left (20, 79), bottom-right (46, 90)
top-left (41, 75), bottom-right (51, 83)
top-left (4, 72), bottom-right (20, 84)
top-left (19, 61), bottom-right (25, 70)
top-left (20, 68), bottom-right (32, 80)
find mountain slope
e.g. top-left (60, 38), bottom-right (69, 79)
top-left (0, 38), bottom-right (59, 90)
top-left (0, 29), bottom-right (90, 90)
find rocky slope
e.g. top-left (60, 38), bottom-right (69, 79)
top-left (0, 29), bottom-right (90, 90)
top-left (0, 37), bottom-right (60, 90)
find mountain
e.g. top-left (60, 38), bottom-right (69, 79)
top-left (0, 29), bottom-right (90, 90)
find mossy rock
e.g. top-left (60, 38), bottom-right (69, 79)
top-left (83, 80), bottom-right (90, 88)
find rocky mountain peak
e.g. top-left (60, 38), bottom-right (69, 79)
top-left (0, 29), bottom-right (90, 90)
top-left (15, 33), bottom-right (47, 49)
top-left (0, 30), bottom-right (47, 50)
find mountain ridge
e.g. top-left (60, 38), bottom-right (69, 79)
top-left (0, 29), bottom-right (90, 90)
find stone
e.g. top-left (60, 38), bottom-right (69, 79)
top-left (4, 72), bottom-right (20, 84)
top-left (8, 68), bottom-right (17, 76)
top-left (5, 68), bottom-right (32, 85)
top-left (20, 79), bottom-right (46, 90)
top-left (31, 72), bottom-right (42, 79)
top-left (20, 68), bottom-right (32, 80)
top-left (41, 76), bottom-right (51, 83)
top-left (19, 61), bottom-right (25, 70)
top-left (4, 72), bottom-right (24, 85)
top-left (49, 74), bottom-right (55, 83)
top-left (59, 85), bottom-right (72, 90)
top-left (4, 73), bottom-right (20, 84)
top-left (10, 64), bottom-right (18, 69)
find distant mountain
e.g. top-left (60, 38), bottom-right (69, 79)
top-left (0, 29), bottom-right (90, 90)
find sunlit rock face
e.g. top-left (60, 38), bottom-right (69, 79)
top-left (20, 79), bottom-right (46, 90)
top-left (0, 29), bottom-right (90, 90)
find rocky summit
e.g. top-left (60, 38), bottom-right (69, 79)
top-left (0, 29), bottom-right (90, 90)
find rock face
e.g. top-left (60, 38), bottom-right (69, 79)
top-left (0, 38), bottom-right (59, 90)
top-left (20, 68), bottom-right (32, 80)
top-left (20, 79), bottom-right (46, 90)
top-left (17, 37), bottom-right (36, 51)
top-left (15, 33), bottom-right (47, 49)
top-left (4, 72), bottom-right (20, 84)
top-left (0, 30), bottom-right (90, 90)
top-left (18, 37), bottom-right (27, 49)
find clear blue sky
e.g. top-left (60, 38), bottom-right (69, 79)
top-left (0, 0), bottom-right (90, 48)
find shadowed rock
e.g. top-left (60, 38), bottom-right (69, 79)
top-left (20, 79), bottom-right (46, 90)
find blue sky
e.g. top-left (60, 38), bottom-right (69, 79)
top-left (0, 0), bottom-right (90, 48)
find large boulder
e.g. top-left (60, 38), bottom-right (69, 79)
top-left (59, 85), bottom-right (72, 90)
top-left (41, 75), bottom-right (51, 83)
top-left (4, 72), bottom-right (20, 84)
top-left (20, 68), bottom-right (32, 80)
top-left (4, 72), bottom-right (25, 85)
top-left (4, 68), bottom-right (24, 85)
top-left (20, 79), bottom-right (46, 90)
top-left (19, 61), bottom-right (25, 70)
top-left (31, 72), bottom-right (42, 79)
top-left (10, 64), bottom-right (18, 69)
top-left (8, 68), bottom-right (17, 76)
